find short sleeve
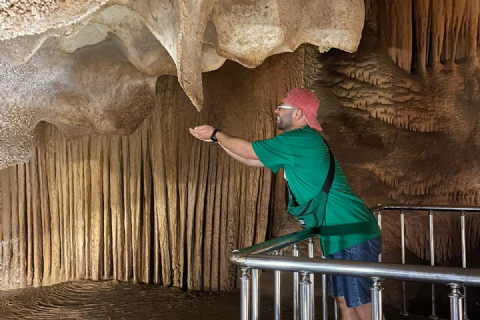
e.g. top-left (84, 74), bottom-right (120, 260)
top-left (252, 135), bottom-right (294, 173)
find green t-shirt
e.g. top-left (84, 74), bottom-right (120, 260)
top-left (252, 126), bottom-right (381, 256)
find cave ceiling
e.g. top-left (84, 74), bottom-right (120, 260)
top-left (0, 0), bottom-right (364, 170)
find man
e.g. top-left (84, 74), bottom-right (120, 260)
top-left (189, 88), bottom-right (382, 320)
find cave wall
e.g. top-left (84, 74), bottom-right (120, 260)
top-left (0, 51), bottom-right (303, 290)
top-left (302, 0), bottom-right (480, 262)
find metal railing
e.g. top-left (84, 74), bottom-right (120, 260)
top-left (372, 204), bottom-right (480, 320)
top-left (230, 204), bottom-right (480, 320)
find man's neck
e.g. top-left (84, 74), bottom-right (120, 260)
top-left (282, 125), bottom-right (309, 133)
top-left (291, 123), bottom-right (309, 131)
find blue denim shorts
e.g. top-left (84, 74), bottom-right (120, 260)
top-left (325, 236), bottom-right (382, 308)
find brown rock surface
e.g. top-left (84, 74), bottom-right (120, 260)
top-left (304, 0), bottom-right (480, 260)
top-left (0, 0), bottom-right (364, 170)
top-left (0, 51), bottom-right (303, 290)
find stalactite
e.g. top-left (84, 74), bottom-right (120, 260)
top-left (377, 0), bottom-right (412, 71)
top-left (413, 0), bottom-right (430, 71)
top-left (367, 0), bottom-right (480, 72)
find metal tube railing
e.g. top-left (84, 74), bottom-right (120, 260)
top-left (400, 210), bottom-right (409, 316)
top-left (461, 212), bottom-right (468, 320)
top-left (251, 268), bottom-right (259, 320)
top-left (371, 277), bottom-right (383, 320)
top-left (377, 210), bottom-right (382, 262)
top-left (240, 229), bottom-right (319, 255)
top-left (233, 204), bottom-right (480, 320)
top-left (292, 244), bottom-right (300, 320)
top-left (308, 238), bottom-right (315, 320)
top-left (240, 268), bottom-right (251, 320)
top-left (429, 210), bottom-right (438, 320)
top-left (449, 283), bottom-right (464, 320)
top-left (321, 252), bottom-right (328, 320)
top-left (372, 204), bottom-right (480, 212)
top-left (372, 204), bottom-right (479, 319)
top-left (231, 254), bottom-right (480, 286)
top-left (300, 272), bottom-right (312, 320)
top-left (232, 254), bottom-right (477, 320)
top-left (274, 251), bottom-right (281, 320)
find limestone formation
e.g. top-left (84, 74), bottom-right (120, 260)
top-left (0, 51), bottom-right (303, 290)
top-left (304, 0), bottom-right (480, 261)
top-left (2, 0), bottom-right (480, 293)
top-left (0, 0), bottom-right (364, 170)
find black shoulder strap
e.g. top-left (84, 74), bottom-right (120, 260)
top-left (320, 138), bottom-right (335, 194)
top-left (286, 137), bottom-right (336, 202)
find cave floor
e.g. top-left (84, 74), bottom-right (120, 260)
top-left (0, 278), bottom-right (446, 320)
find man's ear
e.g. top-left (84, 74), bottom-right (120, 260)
top-left (295, 109), bottom-right (304, 120)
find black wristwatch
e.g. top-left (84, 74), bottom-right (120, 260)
top-left (210, 128), bottom-right (221, 143)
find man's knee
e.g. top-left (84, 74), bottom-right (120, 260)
top-left (334, 296), bottom-right (348, 308)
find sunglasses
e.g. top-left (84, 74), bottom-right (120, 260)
top-left (277, 105), bottom-right (296, 110)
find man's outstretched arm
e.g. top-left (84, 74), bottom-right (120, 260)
top-left (189, 125), bottom-right (260, 160)
top-left (220, 144), bottom-right (264, 167)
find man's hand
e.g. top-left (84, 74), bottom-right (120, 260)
top-left (189, 125), bottom-right (215, 142)
top-left (189, 125), bottom-right (259, 161)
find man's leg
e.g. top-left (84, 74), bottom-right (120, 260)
top-left (352, 235), bottom-right (385, 320)
top-left (354, 302), bottom-right (386, 320)
top-left (353, 301), bottom-right (371, 320)
top-left (335, 296), bottom-right (360, 320)
top-left (328, 236), bottom-right (383, 320)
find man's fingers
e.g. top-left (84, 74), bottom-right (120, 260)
top-left (189, 125), bottom-right (213, 142)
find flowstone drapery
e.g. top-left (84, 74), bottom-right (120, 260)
top-left (0, 0), bottom-right (364, 170)
top-left (0, 51), bottom-right (303, 290)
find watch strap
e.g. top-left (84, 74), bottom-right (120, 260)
top-left (211, 128), bottom-right (221, 143)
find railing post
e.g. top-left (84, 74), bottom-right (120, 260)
top-left (300, 272), bottom-right (312, 320)
top-left (377, 209), bottom-right (382, 262)
top-left (322, 272), bottom-right (329, 320)
top-left (370, 277), bottom-right (383, 320)
top-left (274, 250), bottom-right (282, 320)
top-left (251, 269), bottom-right (259, 320)
top-left (334, 300), bottom-right (338, 320)
top-left (293, 244), bottom-right (300, 320)
top-left (240, 268), bottom-right (251, 320)
top-left (321, 252), bottom-right (329, 320)
top-left (429, 210), bottom-right (438, 320)
top-left (308, 238), bottom-right (315, 320)
top-left (448, 283), bottom-right (464, 320)
top-left (461, 212), bottom-right (469, 320)
top-left (400, 210), bottom-right (409, 317)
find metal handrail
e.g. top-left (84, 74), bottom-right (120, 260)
top-left (372, 204), bottom-right (480, 212)
top-left (240, 228), bottom-right (319, 255)
top-left (231, 253), bottom-right (480, 286)
top-left (372, 204), bottom-right (476, 320)
top-left (232, 204), bottom-right (479, 320)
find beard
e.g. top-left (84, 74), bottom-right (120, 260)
top-left (277, 113), bottom-right (293, 132)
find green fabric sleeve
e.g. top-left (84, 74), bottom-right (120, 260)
top-left (252, 135), bottom-right (294, 173)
